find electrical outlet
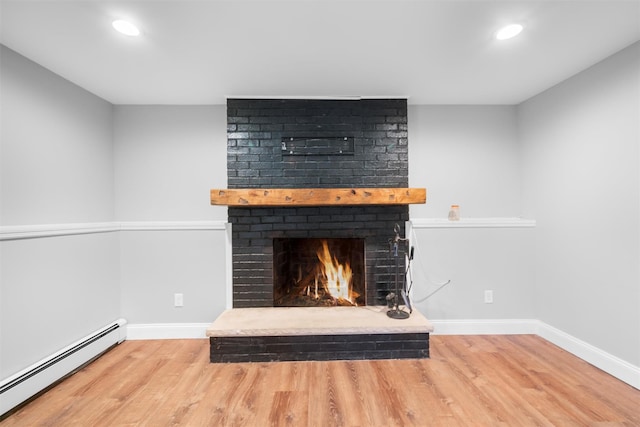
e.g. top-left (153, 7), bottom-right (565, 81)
top-left (174, 293), bottom-right (184, 307)
top-left (484, 290), bottom-right (493, 304)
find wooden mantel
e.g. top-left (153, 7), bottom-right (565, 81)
top-left (210, 188), bottom-right (426, 207)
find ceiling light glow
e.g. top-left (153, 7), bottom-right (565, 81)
top-left (496, 24), bottom-right (523, 41)
top-left (112, 19), bottom-right (140, 37)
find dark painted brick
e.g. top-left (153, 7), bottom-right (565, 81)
top-left (237, 124), bottom-right (261, 132)
top-left (228, 132), bottom-right (250, 139)
top-left (387, 131), bottom-right (408, 138)
top-left (238, 169), bottom-right (259, 177)
top-left (209, 332), bottom-right (429, 363)
top-left (227, 99), bottom-right (409, 307)
top-left (386, 116), bottom-right (408, 123)
top-left (228, 116), bottom-right (249, 124)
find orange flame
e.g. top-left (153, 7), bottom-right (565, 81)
top-left (316, 240), bottom-right (356, 304)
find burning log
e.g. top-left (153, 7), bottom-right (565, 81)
top-left (273, 238), bottom-right (363, 307)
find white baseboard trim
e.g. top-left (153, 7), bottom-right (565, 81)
top-left (126, 323), bottom-right (210, 340)
top-left (128, 320), bottom-right (540, 341)
top-left (536, 321), bottom-right (640, 390)
top-left (430, 318), bottom-right (540, 335)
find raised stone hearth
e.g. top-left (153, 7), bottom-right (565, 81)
top-left (206, 307), bottom-right (433, 362)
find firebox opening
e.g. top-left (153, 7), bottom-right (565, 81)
top-left (273, 238), bottom-right (366, 307)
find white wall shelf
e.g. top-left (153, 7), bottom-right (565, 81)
top-left (410, 217), bottom-right (536, 229)
top-left (0, 221), bottom-right (227, 241)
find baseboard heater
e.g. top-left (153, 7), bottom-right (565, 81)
top-left (0, 318), bottom-right (127, 417)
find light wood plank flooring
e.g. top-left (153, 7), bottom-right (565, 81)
top-left (2, 335), bottom-right (639, 426)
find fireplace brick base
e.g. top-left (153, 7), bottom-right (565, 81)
top-left (206, 307), bottom-right (433, 363)
top-left (209, 333), bottom-right (429, 363)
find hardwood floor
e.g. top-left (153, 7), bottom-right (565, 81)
top-left (2, 335), bottom-right (639, 426)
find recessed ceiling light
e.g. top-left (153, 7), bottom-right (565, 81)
top-left (496, 24), bottom-right (523, 41)
top-left (112, 19), bottom-right (140, 37)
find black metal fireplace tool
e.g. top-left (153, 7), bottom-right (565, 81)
top-left (387, 223), bottom-right (413, 319)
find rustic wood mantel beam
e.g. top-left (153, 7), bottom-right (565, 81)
top-left (210, 188), bottom-right (426, 207)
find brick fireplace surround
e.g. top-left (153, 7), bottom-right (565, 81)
top-left (227, 98), bottom-right (410, 307)
top-left (206, 98), bottom-right (433, 362)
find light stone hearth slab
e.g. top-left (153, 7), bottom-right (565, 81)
top-left (206, 306), bottom-right (434, 337)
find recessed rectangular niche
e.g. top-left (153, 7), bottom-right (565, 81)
top-left (281, 137), bottom-right (355, 156)
top-left (273, 238), bottom-right (366, 307)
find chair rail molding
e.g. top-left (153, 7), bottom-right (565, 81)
top-left (0, 221), bottom-right (227, 240)
top-left (410, 217), bottom-right (536, 229)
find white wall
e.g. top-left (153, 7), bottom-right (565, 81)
top-left (0, 46), bottom-right (115, 225)
top-left (408, 106), bottom-right (521, 219)
top-left (408, 105), bottom-right (535, 320)
top-left (519, 42), bottom-right (640, 366)
top-left (113, 106), bottom-right (228, 324)
top-left (0, 45), bottom-right (119, 378)
top-left (113, 106), bottom-right (227, 222)
top-left (409, 226), bottom-right (535, 320)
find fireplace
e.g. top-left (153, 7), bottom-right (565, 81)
top-left (273, 237), bottom-right (366, 307)
top-left (206, 98), bottom-right (433, 363)
top-left (229, 205), bottom-right (408, 307)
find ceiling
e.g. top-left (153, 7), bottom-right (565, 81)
top-left (1, 0), bottom-right (639, 105)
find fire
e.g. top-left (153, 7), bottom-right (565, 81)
top-left (316, 240), bottom-right (357, 305)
